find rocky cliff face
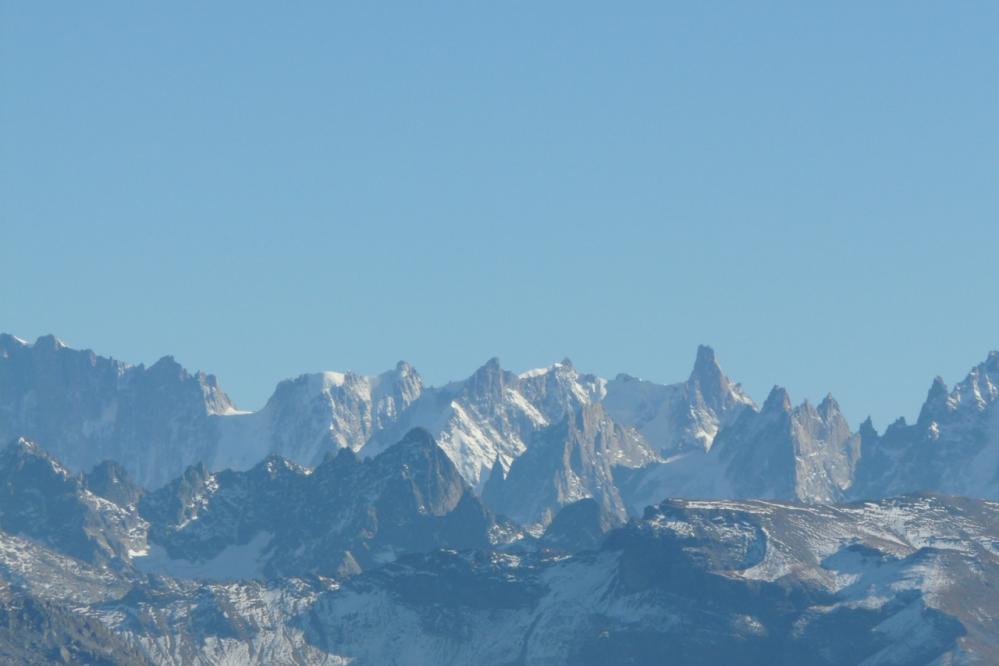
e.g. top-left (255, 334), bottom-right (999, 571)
top-left (0, 335), bottom-right (233, 488)
top-left (482, 403), bottom-right (654, 528)
top-left (619, 386), bottom-right (861, 509)
top-left (212, 361), bottom-right (423, 470)
top-left (364, 358), bottom-right (608, 489)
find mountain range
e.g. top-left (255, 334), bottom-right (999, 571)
top-left (5, 333), bottom-right (999, 513)
top-left (4, 332), bottom-right (999, 663)
top-left (0, 432), bottom-right (996, 664)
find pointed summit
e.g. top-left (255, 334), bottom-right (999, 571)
top-left (763, 386), bottom-right (792, 414)
top-left (686, 345), bottom-right (754, 414)
top-left (917, 376), bottom-right (950, 425)
top-left (688, 345), bottom-right (725, 403)
top-left (694, 344), bottom-right (717, 369)
top-left (817, 393), bottom-right (841, 418)
top-left (463, 357), bottom-right (507, 402)
top-left (859, 416), bottom-right (878, 441)
top-left (689, 345), bottom-right (720, 384)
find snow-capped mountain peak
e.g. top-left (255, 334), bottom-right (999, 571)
top-left (603, 346), bottom-right (755, 455)
top-left (853, 350), bottom-right (999, 500)
top-left (363, 358), bottom-right (609, 489)
top-left (212, 361), bottom-right (424, 471)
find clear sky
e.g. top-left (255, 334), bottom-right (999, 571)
top-left (2, 3), bottom-right (997, 428)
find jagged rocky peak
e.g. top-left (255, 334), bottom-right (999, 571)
top-left (761, 385), bottom-right (792, 414)
top-left (148, 355), bottom-right (236, 415)
top-left (371, 427), bottom-right (469, 515)
top-left (851, 351), bottom-right (999, 501)
top-left (482, 402), bottom-right (652, 528)
top-left (516, 356), bottom-right (607, 417)
top-left (858, 415), bottom-right (878, 440)
top-left (461, 356), bottom-right (510, 403)
top-left (689, 344), bottom-right (722, 391)
top-left (793, 392), bottom-right (854, 437)
top-left (363, 355), bottom-right (607, 491)
top-left (388, 359), bottom-right (422, 390)
top-left (138, 461), bottom-right (215, 530)
top-left (693, 383), bottom-right (861, 503)
top-left (249, 452), bottom-right (307, 481)
top-left (0, 334), bottom-right (243, 487)
top-left (797, 394), bottom-right (852, 438)
top-left (129, 427), bottom-right (496, 579)
top-left (688, 345), bottom-right (754, 408)
top-left (946, 352), bottom-right (999, 414)
top-left (0, 438), bottom-right (145, 565)
top-left (917, 376), bottom-right (950, 425)
top-left (237, 359), bottom-right (426, 468)
top-left (602, 346), bottom-right (753, 455)
top-left (817, 392), bottom-right (840, 417)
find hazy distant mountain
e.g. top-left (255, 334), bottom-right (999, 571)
top-left (0, 334), bottom-right (234, 488)
top-left (0, 335), bottom-right (612, 492)
top-left (363, 357), bottom-right (609, 490)
top-left (618, 386), bottom-right (861, 509)
top-left (853, 351), bottom-right (999, 501)
top-left (603, 345), bottom-right (755, 455)
top-left (212, 361), bottom-right (423, 470)
top-left (7, 332), bottom-right (999, 513)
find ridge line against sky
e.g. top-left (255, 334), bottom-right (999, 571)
top-left (3, 330), bottom-right (995, 432)
top-left (2, 3), bottom-right (997, 427)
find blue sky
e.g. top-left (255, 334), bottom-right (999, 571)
top-left (2, 3), bottom-right (997, 427)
